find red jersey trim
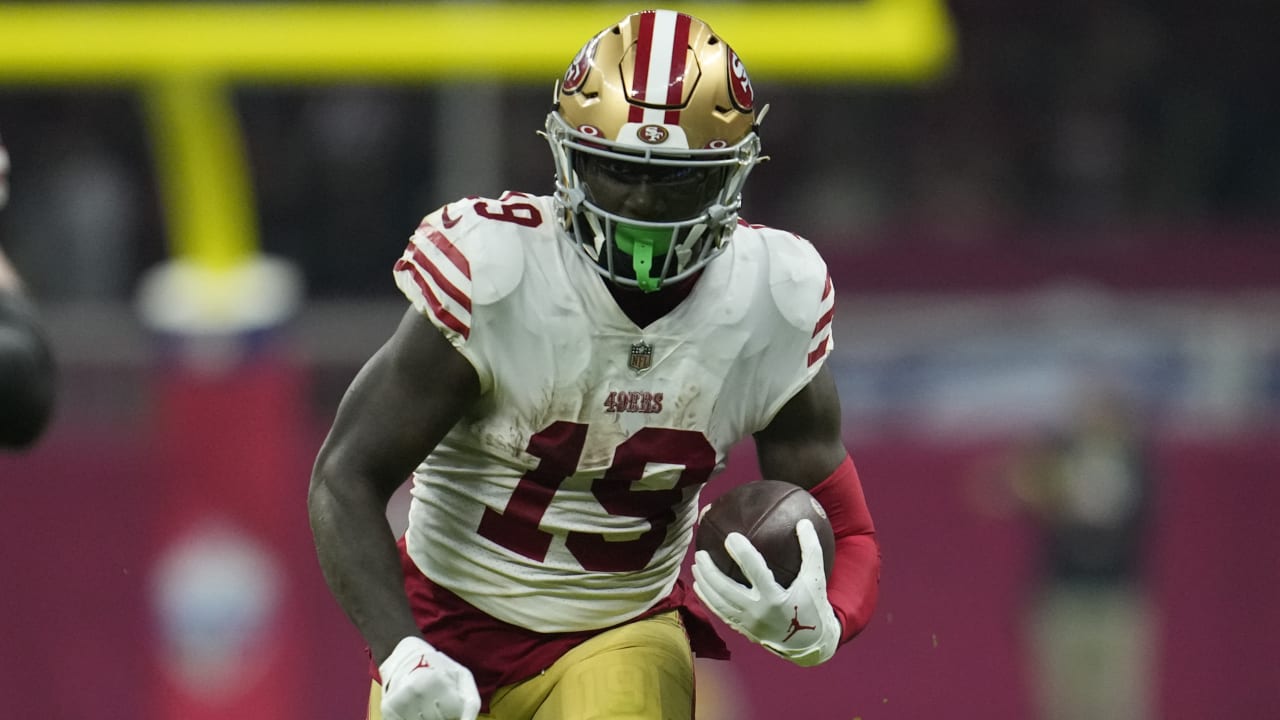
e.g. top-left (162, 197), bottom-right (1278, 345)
top-left (394, 257), bottom-right (470, 340)
top-left (372, 537), bottom-right (728, 712)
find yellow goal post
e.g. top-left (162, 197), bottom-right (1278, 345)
top-left (0, 2), bottom-right (954, 329)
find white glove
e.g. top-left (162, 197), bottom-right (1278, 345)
top-left (378, 635), bottom-right (481, 720)
top-left (692, 518), bottom-right (841, 667)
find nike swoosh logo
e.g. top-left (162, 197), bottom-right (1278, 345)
top-left (440, 205), bottom-right (461, 228)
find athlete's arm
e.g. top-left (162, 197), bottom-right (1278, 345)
top-left (753, 365), bottom-right (847, 489)
top-left (309, 307), bottom-right (480, 665)
top-left (753, 364), bottom-right (881, 643)
top-left (694, 366), bottom-right (876, 664)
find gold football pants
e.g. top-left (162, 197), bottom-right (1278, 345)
top-left (368, 610), bottom-right (695, 720)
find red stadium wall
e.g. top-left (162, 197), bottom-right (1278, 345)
top-left (2, 400), bottom-right (1278, 719)
top-left (703, 433), bottom-right (1280, 719)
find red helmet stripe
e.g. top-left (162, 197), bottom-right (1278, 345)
top-left (663, 12), bottom-right (692, 125)
top-left (628, 10), bottom-right (656, 123)
top-left (629, 10), bottom-right (690, 126)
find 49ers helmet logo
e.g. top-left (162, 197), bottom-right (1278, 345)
top-left (562, 35), bottom-right (600, 94)
top-left (726, 47), bottom-right (754, 112)
top-left (637, 124), bottom-right (670, 144)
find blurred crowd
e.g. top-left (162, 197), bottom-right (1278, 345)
top-left (0, 0), bottom-right (1277, 301)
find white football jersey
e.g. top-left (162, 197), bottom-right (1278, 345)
top-left (393, 191), bottom-right (834, 632)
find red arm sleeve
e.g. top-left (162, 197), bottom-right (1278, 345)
top-left (809, 454), bottom-right (881, 644)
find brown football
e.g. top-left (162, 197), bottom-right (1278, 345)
top-left (696, 480), bottom-right (835, 587)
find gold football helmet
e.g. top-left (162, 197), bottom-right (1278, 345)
top-left (544, 9), bottom-right (767, 292)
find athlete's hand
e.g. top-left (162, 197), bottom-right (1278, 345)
top-left (378, 636), bottom-right (481, 720)
top-left (693, 518), bottom-right (841, 667)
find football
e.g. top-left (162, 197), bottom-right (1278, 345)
top-left (696, 480), bottom-right (836, 587)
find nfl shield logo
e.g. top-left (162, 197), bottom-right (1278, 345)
top-left (629, 342), bottom-right (653, 372)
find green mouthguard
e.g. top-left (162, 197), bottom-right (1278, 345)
top-left (613, 224), bottom-right (672, 293)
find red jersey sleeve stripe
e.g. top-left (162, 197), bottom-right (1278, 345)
top-left (812, 274), bottom-right (835, 337)
top-left (422, 227), bottom-right (472, 281)
top-left (394, 258), bottom-right (471, 340)
top-left (806, 336), bottom-right (830, 368)
top-left (813, 306), bottom-right (835, 337)
top-left (409, 244), bottom-right (472, 313)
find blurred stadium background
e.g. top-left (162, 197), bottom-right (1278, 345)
top-left (1, 1), bottom-right (1278, 719)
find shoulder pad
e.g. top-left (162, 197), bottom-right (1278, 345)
top-left (395, 193), bottom-right (552, 342)
top-left (758, 226), bottom-right (832, 332)
top-left (412, 194), bottom-right (537, 305)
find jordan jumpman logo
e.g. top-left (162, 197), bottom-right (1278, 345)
top-left (782, 606), bottom-right (816, 642)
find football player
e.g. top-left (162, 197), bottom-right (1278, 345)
top-left (0, 128), bottom-right (56, 450)
top-left (309, 10), bottom-right (881, 720)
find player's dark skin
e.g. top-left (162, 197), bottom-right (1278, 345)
top-left (308, 156), bottom-right (850, 668)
